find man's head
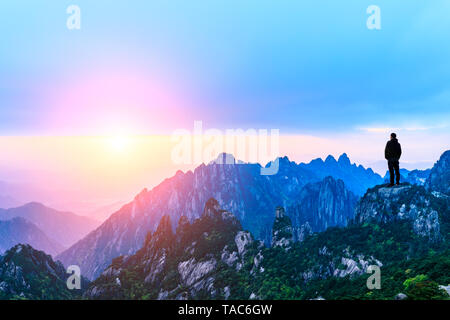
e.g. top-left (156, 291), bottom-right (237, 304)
top-left (390, 133), bottom-right (397, 140)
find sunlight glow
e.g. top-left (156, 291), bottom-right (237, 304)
top-left (107, 135), bottom-right (131, 153)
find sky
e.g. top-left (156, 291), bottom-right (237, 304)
top-left (0, 1), bottom-right (449, 217)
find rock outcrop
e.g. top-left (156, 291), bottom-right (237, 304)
top-left (355, 184), bottom-right (448, 242)
top-left (271, 207), bottom-right (294, 250)
top-left (0, 244), bottom-right (85, 299)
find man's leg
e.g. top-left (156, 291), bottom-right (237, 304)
top-left (388, 159), bottom-right (395, 185)
top-left (394, 160), bottom-right (400, 185)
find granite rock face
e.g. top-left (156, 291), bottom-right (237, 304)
top-left (355, 184), bottom-right (448, 242)
top-left (85, 199), bottom-right (263, 300)
top-left (287, 176), bottom-right (358, 235)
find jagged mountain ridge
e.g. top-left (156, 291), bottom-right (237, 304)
top-left (383, 168), bottom-right (431, 186)
top-left (85, 187), bottom-right (449, 300)
top-left (299, 153), bottom-right (383, 195)
top-left (0, 217), bottom-right (64, 256)
top-left (58, 153), bottom-right (381, 280)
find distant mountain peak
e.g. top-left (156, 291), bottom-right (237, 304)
top-left (203, 198), bottom-right (222, 217)
top-left (0, 202), bottom-right (100, 249)
top-left (325, 155), bottom-right (337, 163)
top-left (425, 149), bottom-right (450, 195)
top-left (23, 202), bottom-right (46, 209)
top-left (0, 217), bottom-right (65, 256)
top-left (210, 152), bottom-right (237, 165)
top-left (277, 155), bottom-right (293, 165)
top-left (338, 153), bottom-right (351, 165)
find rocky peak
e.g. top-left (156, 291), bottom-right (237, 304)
top-left (86, 199), bottom-right (247, 300)
top-left (0, 244), bottom-right (81, 299)
top-left (425, 150), bottom-right (450, 195)
top-left (295, 222), bottom-right (313, 242)
top-left (203, 198), bottom-right (222, 217)
top-left (211, 153), bottom-right (237, 165)
top-left (271, 206), bottom-right (294, 249)
top-left (275, 206), bottom-right (285, 218)
top-left (338, 153), bottom-right (351, 166)
top-left (355, 184), bottom-right (446, 241)
top-left (146, 215), bottom-right (175, 250)
top-left (325, 155), bottom-right (337, 164)
top-left (176, 215), bottom-right (190, 234)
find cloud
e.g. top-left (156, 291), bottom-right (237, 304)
top-left (359, 124), bottom-right (449, 133)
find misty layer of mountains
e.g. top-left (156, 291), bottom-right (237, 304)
top-left (0, 203), bottom-right (100, 256)
top-left (0, 150), bottom-right (449, 300)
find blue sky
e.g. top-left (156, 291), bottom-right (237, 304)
top-left (0, 1), bottom-right (449, 214)
top-left (0, 1), bottom-right (449, 135)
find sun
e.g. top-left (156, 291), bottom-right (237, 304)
top-left (107, 135), bottom-right (131, 153)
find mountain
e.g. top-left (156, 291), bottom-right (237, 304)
top-left (299, 153), bottom-right (383, 195)
top-left (0, 244), bottom-right (85, 300)
top-left (425, 150), bottom-right (450, 195)
top-left (85, 198), bottom-right (249, 299)
top-left (383, 168), bottom-right (431, 186)
top-left (0, 217), bottom-right (64, 256)
top-left (354, 184), bottom-right (448, 242)
top-left (287, 176), bottom-right (358, 239)
top-left (85, 191), bottom-right (449, 300)
top-left (0, 202), bottom-right (100, 248)
top-left (271, 207), bottom-right (294, 249)
top-left (57, 153), bottom-right (384, 280)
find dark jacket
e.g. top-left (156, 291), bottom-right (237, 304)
top-left (385, 138), bottom-right (402, 160)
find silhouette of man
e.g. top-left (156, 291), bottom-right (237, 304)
top-left (384, 133), bottom-right (402, 187)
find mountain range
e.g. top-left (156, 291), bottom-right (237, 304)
top-left (57, 153), bottom-right (383, 280)
top-left (0, 202), bottom-right (100, 248)
top-left (85, 183), bottom-right (449, 300)
top-left (1, 149), bottom-right (448, 300)
top-left (383, 168), bottom-right (431, 185)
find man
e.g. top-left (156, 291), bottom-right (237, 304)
top-left (384, 133), bottom-right (402, 187)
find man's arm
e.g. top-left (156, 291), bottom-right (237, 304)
top-left (385, 142), bottom-right (390, 160)
top-left (398, 143), bottom-right (402, 160)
